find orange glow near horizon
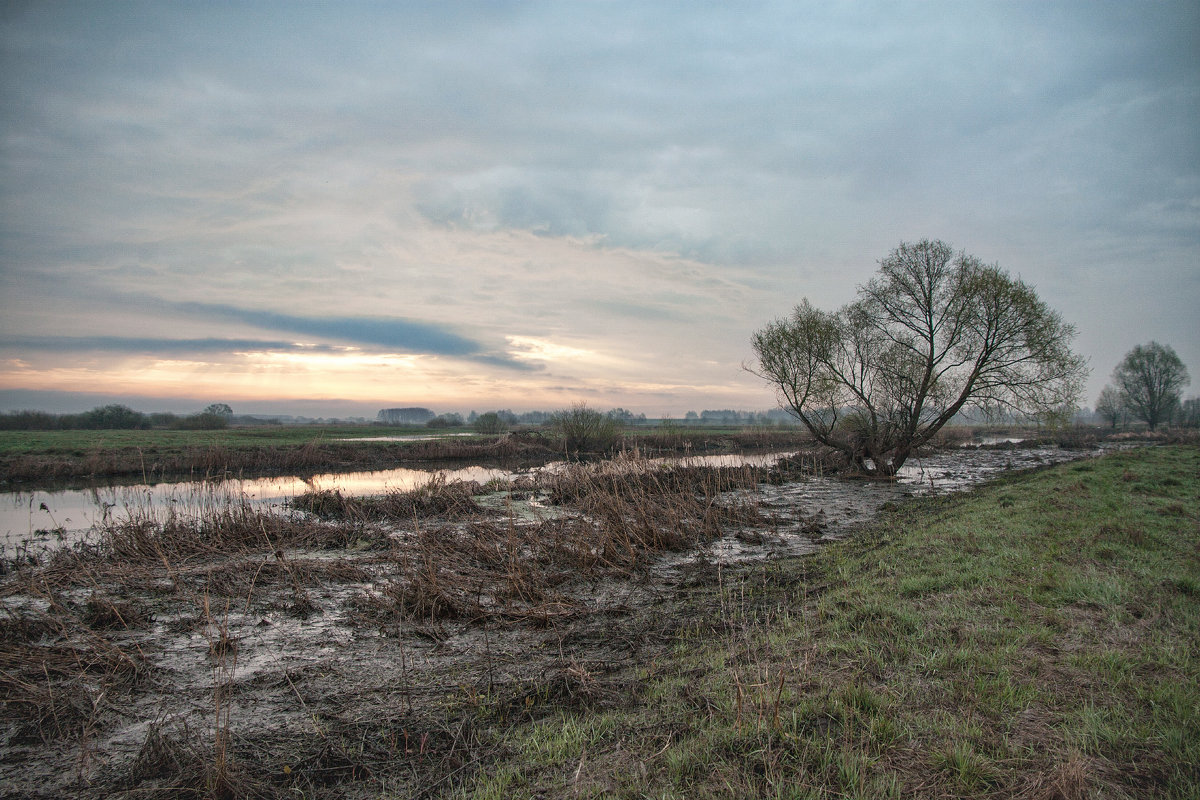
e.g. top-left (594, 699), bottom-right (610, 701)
top-left (0, 347), bottom-right (772, 415)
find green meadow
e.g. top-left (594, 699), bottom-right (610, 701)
top-left (0, 424), bottom-right (434, 456)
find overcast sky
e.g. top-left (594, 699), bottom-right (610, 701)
top-left (1, 1), bottom-right (1197, 417)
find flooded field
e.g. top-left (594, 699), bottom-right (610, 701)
top-left (2, 464), bottom-right (513, 553)
top-left (0, 442), bottom-right (1119, 798)
top-left (3, 444), bottom-right (1076, 555)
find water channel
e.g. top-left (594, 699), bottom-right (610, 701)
top-left (1, 444), bottom-right (1104, 555)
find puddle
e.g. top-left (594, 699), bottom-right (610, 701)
top-left (1, 464), bottom-right (512, 551)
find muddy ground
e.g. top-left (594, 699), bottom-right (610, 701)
top-left (0, 444), bottom-right (1108, 799)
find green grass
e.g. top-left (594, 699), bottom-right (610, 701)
top-left (450, 445), bottom-right (1200, 798)
top-left (0, 424), bottom-right (442, 456)
top-left (0, 424), bottom-right (511, 483)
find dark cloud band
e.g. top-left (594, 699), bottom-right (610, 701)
top-left (0, 336), bottom-right (341, 355)
top-left (172, 301), bottom-right (484, 357)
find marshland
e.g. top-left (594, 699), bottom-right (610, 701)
top-left (2, 424), bottom-right (1196, 799)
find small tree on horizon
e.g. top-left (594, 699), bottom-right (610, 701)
top-left (1180, 397), bottom-right (1200, 428)
top-left (750, 239), bottom-right (1087, 476)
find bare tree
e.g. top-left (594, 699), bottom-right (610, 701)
top-left (751, 239), bottom-right (1087, 476)
top-left (1112, 342), bottom-right (1190, 431)
top-left (1094, 385), bottom-right (1125, 430)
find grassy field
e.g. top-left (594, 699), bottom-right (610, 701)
top-left (458, 445), bottom-right (1200, 799)
top-left (0, 425), bottom-right (532, 484)
top-left (0, 424), bottom-right (438, 455)
top-left (0, 424), bottom-right (803, 455)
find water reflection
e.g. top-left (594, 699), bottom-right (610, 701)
top-left (2, 444), bottom-right (1098, 552)
top-left (2, 463), bottom-right (510, 549)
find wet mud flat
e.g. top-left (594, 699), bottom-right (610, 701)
top-left (0, 444), bottom-right (1108, 799)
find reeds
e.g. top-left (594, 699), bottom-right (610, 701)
top-left (354, 455), bottom-right (770, 626)
top-left (291, 472), bottom-right (483, 521)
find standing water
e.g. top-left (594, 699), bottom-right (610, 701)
top-left (2, 444), bottom-right (1101, 555)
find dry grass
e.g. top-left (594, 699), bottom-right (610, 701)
top-left (347, 456), bottom-right (770, 628)
top-left (0, 586), bottom-right (146, 745)
top-left (292, 472), bottom-right (484, 521)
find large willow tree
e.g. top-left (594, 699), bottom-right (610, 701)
top-left (751, 240), bottom-right (1088, 476)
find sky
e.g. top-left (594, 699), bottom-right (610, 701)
top-left (1, 1), bottom-right (1197, 419)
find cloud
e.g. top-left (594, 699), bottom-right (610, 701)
top-left (67, 296), bottom-right (535, 370)
top-left (171, 302), bottom-right (483, 355)
top-left (1, 297), bottom-right (540, 371)
top-left (1, 2), bottom-right (1197, 412)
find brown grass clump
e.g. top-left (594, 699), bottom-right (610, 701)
top-left (123, 719), bottom-right (277, 800)
top-left (1018, 751), bottom-right (1093, 800)
top-left (292, 473), bottom-right (482, 521)
top-left (355, 521), bottom-right (583, 626)
top-left (766, 448), bottom-right (848, 481)
top-left (82, 592), bottom-right (152, 630)
top-left (355, 456), bottom-right (769, 627)
top-left (98, 503), bottom-right (387, 563)
top-left (0, 597), bottom-right (145, 743)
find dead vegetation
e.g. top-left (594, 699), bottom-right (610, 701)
top-left (8, 445), bottom-right (1181, 798)
top-left (0, 454), bottom-right (778, 798)
top-left (292, 472), bottom-right (485, 521)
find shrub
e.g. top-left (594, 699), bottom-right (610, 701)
top-left (474, 412), bottom-right (507, 435)
top-left (552, 403), bottom-right (619, 454)
top-left (79, 404), bottom-right (150, 430)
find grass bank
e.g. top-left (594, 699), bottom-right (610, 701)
top-left (0, 426), bottom-right (551, 485)
top-left (463, 445), bottom-right (1199, 799)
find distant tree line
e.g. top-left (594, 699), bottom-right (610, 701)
top-left (680, 409), bottom-right (795, 426)
top-left (377, 407), bottom-right (435, 424)
top-left (0, 404), bottom-right (233, 431)
top-left (418, 407), bottom-right (798, 430)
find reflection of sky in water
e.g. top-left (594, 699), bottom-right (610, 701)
top-left (2, 445), bottom-right (1099, 552)
top-left (2, 464), bottom-right (510, 548)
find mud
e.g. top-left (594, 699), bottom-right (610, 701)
top-left (0, 443), bottom-right (1118, 799)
